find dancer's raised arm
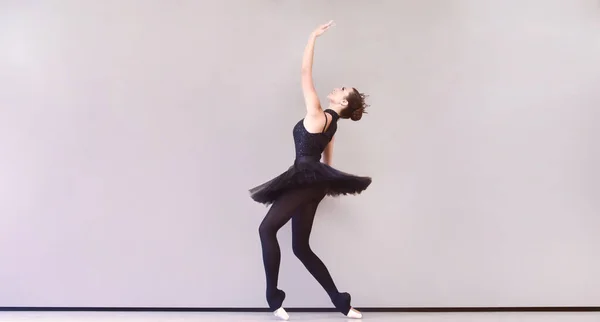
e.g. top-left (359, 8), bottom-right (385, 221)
top-left (301, 21), bottom-right (334, 116)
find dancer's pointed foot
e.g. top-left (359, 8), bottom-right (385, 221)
top-left (267, 289), bottom-right (286, 311)
top-left (346, 307), bottom-right (362, 319)
top-left (332, 292), bottom-right (352, 315)
top-left (273, 307), bottom-right (289, 320)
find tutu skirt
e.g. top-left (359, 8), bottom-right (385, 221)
top-left (249, 156), bottom-right (372, 205)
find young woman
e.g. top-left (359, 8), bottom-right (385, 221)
top-left (249, 21), bottom-right (371, 320)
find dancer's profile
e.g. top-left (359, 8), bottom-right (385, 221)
top-left (249, 20), bottom-right (371, 321)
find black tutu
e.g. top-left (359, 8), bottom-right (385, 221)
top-left (249, 156), bottom-right (372, 205)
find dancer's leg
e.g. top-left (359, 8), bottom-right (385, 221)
top-left (291, 192), bottom-right (361, 318)
top-left (258, 187), bottom-right (321, 311)
top-left (291, 195), bottom-right (340, 297)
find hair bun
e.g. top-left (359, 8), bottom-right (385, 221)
top-left (350, 108), bottom-right (364, 121)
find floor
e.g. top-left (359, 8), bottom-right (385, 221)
top-left (0, 312), bottom-right (598, 322)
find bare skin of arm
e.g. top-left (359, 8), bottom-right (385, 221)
top-left (301, 21), bottom-right (335, 134)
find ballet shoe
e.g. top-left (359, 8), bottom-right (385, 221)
top-left (346, 307), bottom-right (363, 319)
top-left (273, 307), bottom-right (290, 320)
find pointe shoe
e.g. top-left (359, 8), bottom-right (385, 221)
top-left (346, 307), bottom-right (362, 319)
top-left (273, 307), bottom-right (289, 320)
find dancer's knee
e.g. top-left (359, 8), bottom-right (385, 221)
top-left (292, 241), bottom-right (312, 260)
top-left (258, 220), bottom-right (275, 240)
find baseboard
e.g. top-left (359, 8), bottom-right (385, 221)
top-left (1, 307), bottom-right (599, 312)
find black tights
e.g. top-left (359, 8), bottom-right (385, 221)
top-left (258, 186), bottom-right (352, 314)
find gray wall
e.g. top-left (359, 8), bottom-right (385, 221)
top-left (1, 0), bottom-right (599, 308)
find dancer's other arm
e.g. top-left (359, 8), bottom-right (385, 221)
top-left (301, 20), bottom-right (334, 117)
top-left (322, 135), bottom-right (335, 166)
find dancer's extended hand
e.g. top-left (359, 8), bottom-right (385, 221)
top-left (312, 20), bottom-right (335, 37)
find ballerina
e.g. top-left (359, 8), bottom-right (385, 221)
top-left (249, 20), bottom-right (371, 320)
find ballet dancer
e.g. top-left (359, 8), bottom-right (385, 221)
top-left (249, 21), bottom-right (372, 320)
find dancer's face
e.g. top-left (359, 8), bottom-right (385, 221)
top-left (327, 86), bottom-right (352, 107)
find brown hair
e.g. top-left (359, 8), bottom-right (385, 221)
top-left (339, 88), bottom-right (369, 121)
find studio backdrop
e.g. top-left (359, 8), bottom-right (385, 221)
top-left (1, 0), bottom-right (599, 308)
